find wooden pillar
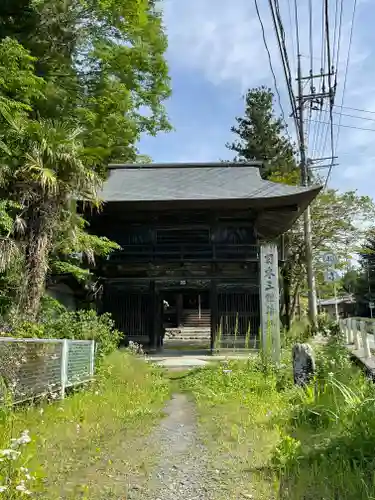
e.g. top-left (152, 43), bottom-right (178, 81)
top-left (176, 292), bottom-right (183, 327)
top-left (210, 280), bottom-right (218, 352)
top-left (150, 281), bottom-right (159, 351)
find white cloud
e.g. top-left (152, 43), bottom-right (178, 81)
top-left (157, 0), bottom-right (375, 194)
top-left (163, 0), bottom-right (272, 90)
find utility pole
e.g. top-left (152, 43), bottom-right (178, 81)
top-left (295, 55), bottom-right (336, 327)
top-left (296, 53), bottom-right (318, 326)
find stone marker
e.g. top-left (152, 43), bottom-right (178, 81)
top-left (292, 343), bottom-right (315, 386)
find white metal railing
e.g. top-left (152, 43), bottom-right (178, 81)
top-left (0, 337), bottom-right (95, 403)
top-left (339, 318), bottom-right (374, 360)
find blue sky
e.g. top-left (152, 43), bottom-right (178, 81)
top-left (139, 0), bottom-right (375, 197)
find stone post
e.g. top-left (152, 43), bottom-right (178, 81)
top-left (260, 243), bottom-right (280, 363)
top-left (342, 319), bottom-right (348, 343)
top-left (348, 318), bottom-right (354, 344)
top-left (360, 321), bottom-right (371, 359)
top-left (353, 319), bottom-right (361, 350)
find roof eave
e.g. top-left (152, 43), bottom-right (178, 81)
top-left (107, 161), bottom-right (264, 170)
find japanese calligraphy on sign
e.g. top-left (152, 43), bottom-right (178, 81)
top-left (260, 243), bottom-right (280, 361)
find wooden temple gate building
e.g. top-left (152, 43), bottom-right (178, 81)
top-left (89, 162), bottom-right (321, 352)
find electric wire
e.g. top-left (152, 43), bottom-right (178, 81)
top-left (268, 0), bottom-right (300, 147)
top-left (292, 0), bottom-right (304, 150)
top-left (324, 0), bottom-right (336, 189)
top-left (309, 119), bottom-right (375, 133)
top-left (334, 0), bottom-right (344, 81)
top-left (253, 0), bottom-right (292, 143)
top-left (334, 104), bottom-right (375, 115)
top-left (286, 0), bottom-right (297, 77)
top-left (325, 0), bottom-right (358, 187)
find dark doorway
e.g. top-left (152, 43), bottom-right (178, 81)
top-left (160, 288), bottom-right (211, 350)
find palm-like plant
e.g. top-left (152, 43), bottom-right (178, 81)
top-left (0, 112), bottom-right (102, 319)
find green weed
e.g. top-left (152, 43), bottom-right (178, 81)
top-left (0, 351), bottom-right (169, 498)
top-left (181, 340), bottom-right (375, 500)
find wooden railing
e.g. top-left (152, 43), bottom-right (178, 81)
top-left (107, 243), bottom-right (260, 263)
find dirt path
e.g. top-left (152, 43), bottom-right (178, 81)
top-left (135, 393), bottom-right (214, 500)
top-left (60, 393), bottom-right (220, 499)
top-left (124, 393), bottom-right (216, 500)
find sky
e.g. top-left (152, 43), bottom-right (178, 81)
top-left (139, 0), bottom-right (375, 198)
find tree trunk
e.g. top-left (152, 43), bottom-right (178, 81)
top-left (290, 280), bottom-right (301, 320)
top-left (281, 261), bottom-right (291, 330)
top-left (21, 200), bottom-right (57, 321)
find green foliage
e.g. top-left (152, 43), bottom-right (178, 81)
top-left (12, 310), bottom-right (122, 359)
top-left (227, 86), bottom-right (297, 178)
top-left (281, 319), bottom-right (311, 348)
top-left (0, 0), bottom-right (171, 164)
top-left (0, 200), bottom-right (20, 235)
top-left (0, 37), bottom-right (44, 116)
top-left (353, 228), bottom-right (375, 313)
top-left (50, 210), bottom-right (120, 282)
top-left (0, 0), bottom-right (171, 317)
top-left (0, 429), bottom-right (39, 497)
top-left (39, 294), bottom-right (67, 318)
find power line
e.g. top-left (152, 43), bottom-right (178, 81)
top-left (308, 0), bottom-right (314, 87)
top-left (334, 0), bottom-right (344, 82)
top-left (305, 0), bottom-right (315, 149)
top-left (309, 119), bottom-right (375, 133)
top-left (334, 104), bottom-right (375, 115)
top-left (322, 109), bottom-right (375, 123)
top-left (268, 0), bottom-right (300, 145)
top-left (314, 104), bottom-right (331, 160)
top-left (323, 0), bottom-right (336, 189)
top-left (286, 0), bottom-right (297, 77)
top-left (320, 0), bottom-right (326, 93)
top-left (294, 0), bottom-right (318, 324)
top-left (253, 0), bottom-right (293, 143)
top-left (332, 0), bottom-right (340, 61)
top-left (327, 0), bottom-right (358, 187)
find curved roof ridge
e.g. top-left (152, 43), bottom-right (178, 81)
top-left (108, 161), bottom-right (263, 170)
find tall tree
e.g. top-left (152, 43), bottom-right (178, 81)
top-left (287, 189), bottom-right (374, 314)
top-left (353, 230), bottom-right (375, 316)
top-left (226, 86), bottom-right (297, 179)
top-left (0, 0), bottom-right (172, 164)
top-left (227, 87), bottom-right (301, 327)
top-left (0, 0), bottom-right (173, 319)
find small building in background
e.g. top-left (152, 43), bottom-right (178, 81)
top-left (317, 295), bottom-right (355, 319)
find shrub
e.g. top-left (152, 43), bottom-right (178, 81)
top-left (45, 310), bottom-right (122, 357)
top-left (11, 310), bottom-right (122, 360)
top-left (282, 319), bottom-right (311, 348)
top-left (39, 295), bottom-right (67, 321)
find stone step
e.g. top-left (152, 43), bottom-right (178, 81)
top-left (165, 337), bottom-right (210, 341)
top-left (165, 335), bottom-right (210, 340)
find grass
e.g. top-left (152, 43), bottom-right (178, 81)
top-left (2, 335), bottom-right (375, 499)
top-left (180, 339), bottom-right (375, 500)
top-left (179, 357), bottom-right (285, 499)
top-left (0, 351), bottom-right (170, 499)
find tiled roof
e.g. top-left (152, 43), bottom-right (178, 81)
top-left (100, 162), bottom-right (320, 203)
